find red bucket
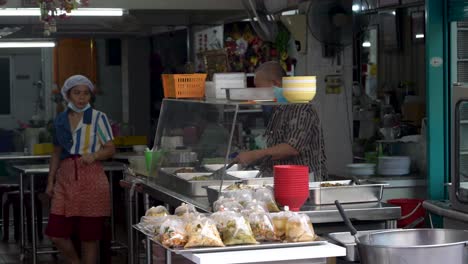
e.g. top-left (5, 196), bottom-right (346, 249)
top-left (387, 198), bottom-right (425, 228)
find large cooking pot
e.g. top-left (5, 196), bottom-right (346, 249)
top-left (358, 229), bottom-right (468, 264)
top-left (335, 200), bottom-right (468, 264)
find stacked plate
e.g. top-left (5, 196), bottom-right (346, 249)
top-left (377, 156), bottom-right (411, 175)
top-left (274, 165), bottom-right (310, 211)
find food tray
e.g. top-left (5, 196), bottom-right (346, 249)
top-left (203, 164), bottom-right (239, 172)
top-left (160, 170), bottom-right (240, 197)
top-left (133, 224), bottom-right (327, 254)
top-left (223, 87), bottom-right (275, 101)
top-left (309, 180), bottom-right (387, 205)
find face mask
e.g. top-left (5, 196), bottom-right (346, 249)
top-left (68, 102), bottom-right (91, 113)
top-left (273, 86), bottom-right (288, 103)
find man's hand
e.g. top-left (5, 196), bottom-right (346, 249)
top-left (235, 150), bottom-right (263, 166)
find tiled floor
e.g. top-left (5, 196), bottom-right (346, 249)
top-left (0, 234), bottom-right (130, 263)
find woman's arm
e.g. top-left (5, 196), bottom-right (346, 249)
top-left (93, 141), bottom-right (116, 161)
top-left (46, 146), bottom-right (62, 197)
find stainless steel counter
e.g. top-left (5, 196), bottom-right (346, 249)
top-left (123, 174), bottom-right (401, 221)
top-left (301, 202), bottom-right (401, 223)
top-left (0, 152), bottom-right (50, 160)
top-left (13, 161), bottom-right (125, 174)
top-left (122, 173), bottom-right (401, 264)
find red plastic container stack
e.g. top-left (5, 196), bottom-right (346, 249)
top-left (274, 165), bottom-right (310, 211)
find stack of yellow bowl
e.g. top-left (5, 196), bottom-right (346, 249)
top-left (282, 76), bottom-right (317, 103)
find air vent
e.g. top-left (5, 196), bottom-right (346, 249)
top-left (458, 30), bottom-right (468, 59)
top-left (458, 61), bottom-right (468, 83)
top-left (458, 21), bottom-right (468, 28)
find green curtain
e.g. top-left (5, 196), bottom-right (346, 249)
top-left (449, 0), bottom-right (468, 21)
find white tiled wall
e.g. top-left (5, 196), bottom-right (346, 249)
top-left (0, 50), bottom-right (42, 130)
top-left (93, 39), bottom-right (123, 123)
top-left (295, 35), bottom-right (354, 176)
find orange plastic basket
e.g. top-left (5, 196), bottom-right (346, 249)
top-left (162, 74), bottom-right (207, 99)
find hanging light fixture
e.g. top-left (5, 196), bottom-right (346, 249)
top-left (0, 40), bottom-right (55, 48)
top-left (8, 1), bottom-right (124, 36)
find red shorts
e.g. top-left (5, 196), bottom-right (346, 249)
top-left (45, 214), bottom-right (106, 241)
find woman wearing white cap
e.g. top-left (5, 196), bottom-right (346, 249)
top-left (44, 75), bottom-right (115, 264)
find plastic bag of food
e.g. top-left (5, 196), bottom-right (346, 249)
top-left (231, 189), bottom-right (254, 206)
top-left (285, 213), bottom-right (316, 242)
top-left (158, 216), bottom-right (188, 248)
top-left (139, 215), bottom-right (167, 235)
top-left (184, 216), bottom-right (225, 248)
top-left (213, 197), bottom-right (243, 212)
top-left (145, 206), bottom-right (169, 217)
top-left (253, 187), bottom-right (280, 212)
top-left (271, 207), bottom-right (294, 240)
top-left (210, 211), bottom-right (257, 246)
top-left (175, 203), bottom-right (197, 216)
top-left (224, 183), bottom-right (252, 191)
top-left (248, 211), bottom-right (278, 241)
top-left (243, 199), bottom-right (268, 213)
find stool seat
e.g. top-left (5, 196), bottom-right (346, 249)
top-left (3, 190), bottom-right (43, 242)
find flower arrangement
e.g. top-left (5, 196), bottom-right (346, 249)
top-left (37, 0), bottom-right (89, 36)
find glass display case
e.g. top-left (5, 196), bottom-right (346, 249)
top-left (451, 84), bottom-right (468, 213)
top-left (130, 98), bottom-right (329, 209)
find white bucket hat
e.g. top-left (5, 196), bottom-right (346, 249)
top-left (61, 75), bottom-right (94, 102)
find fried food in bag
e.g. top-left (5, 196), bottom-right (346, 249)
top-left (184, 217), bottom-right (225, 248)
top-left (285, 214), bottom-right (316, 242)
top-left (270, 209), bottom-right (294, 240)
top-left (139, 215), bottom-right (166, 235)
top-left (158, 216), bottom-right (188, 248)
top-left (213, 197), bottom-right (243, 212)
top-left (145, 206), bottom-right (169, 217)
top-left (253, 187), bottom-right (280, 212)
top-left (231, 189), bottom-right (254, 206)
top-left (210, 211), bottom-right (257, 246)
top-left (248, 211), bottom-right (278, 241)
top-left (175, 203), bottom-right (197, 216)
top-left (243, 199), bottom-right (268, 213)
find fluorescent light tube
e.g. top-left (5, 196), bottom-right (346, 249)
top-left (0, 8), bottom-right (39, 16)
top-left (415, 34), bottom-right (425, 39)
top-left (362, 41), bottom-right (371, 47)
top-left (352, 4), bottom-right (361, 12)
top-left (68, 8), bottom-right (124, 16)
top-left (0, 42), bottom-right (55, 48)
top-left (0, 8), bottom-right (123, 16)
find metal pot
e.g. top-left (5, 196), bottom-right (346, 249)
top-left (335, 200), bottom-right (468, 264)
top-left (358, 229), bottom-right (468, 264)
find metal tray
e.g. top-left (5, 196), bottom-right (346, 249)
top-left (309, 180), bottom-right (387, 205)
top-left (167, 173), bottom-right (240, 197)
top-left (133, 224), bottom-right (327, 255)
top-left (223, 87), bottom-right (275, 101)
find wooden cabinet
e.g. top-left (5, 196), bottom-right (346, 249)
top-left (53, 38), bottom-right (97, 88)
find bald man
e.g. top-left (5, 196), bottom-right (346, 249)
top-left (236, 61), bottom-right (328, 180)
top-left (253, 61), bottom-right (286, 87)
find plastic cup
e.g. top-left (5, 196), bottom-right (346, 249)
top-left (144, 150), bottom-right (164, 176)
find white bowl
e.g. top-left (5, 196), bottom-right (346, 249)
top-left (132, 145), bottom-right (147, 154)
top-left (347, 163), bottom-right (376, 176)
